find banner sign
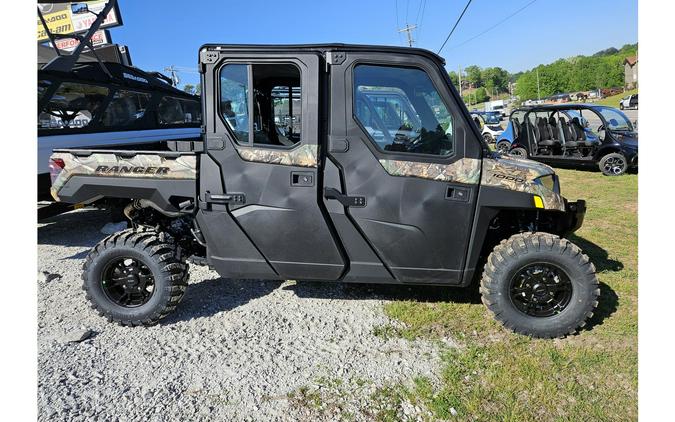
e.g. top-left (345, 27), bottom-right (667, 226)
top-left (50, 29), bottom-right (111, 51)
top-left (37, 1), bottom-right (122, 42)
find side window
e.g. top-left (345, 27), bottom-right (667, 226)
top-left (353, 65), bottom-right (454, 157)
top-left (38, 82), bottom-right (108, 130)
top-left (101, 90), bottom-right (152, 127)
top-left (158, 96), bottom-right (199, 125)
top-left (220, 64), bottom-right (249, 143)
top-left (219, 63), bottom-right (302, 147)
top-left (180, 99), bottom-right (202, 124)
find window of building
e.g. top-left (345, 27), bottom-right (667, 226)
top-left (101, 90), bottom-right (152, 127)
top-left (220, 63), bottom-right (302, 147)
top-left (38, 82), bottom-right (108, 130)
top-left (353, 65), bottom-right (454, 156)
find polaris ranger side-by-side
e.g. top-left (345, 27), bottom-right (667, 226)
top-left (49, 44), bottom-right (598, 338)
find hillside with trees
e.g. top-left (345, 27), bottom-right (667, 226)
top-left (514, 43), bottom-right (637, 100)
top-left (449, 43), bottom-right (637, 105)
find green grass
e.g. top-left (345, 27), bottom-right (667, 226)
top-left (585, 88), bottom-right (638, 107)
top-left (381, 168), bottom-right (638, 421)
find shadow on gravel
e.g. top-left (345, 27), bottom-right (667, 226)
top-left (160, 278), bottom-right (282, 325)
top-left (283, 280), bottom-right (482, 305)
top-left (38, 209), bottom-right (109, 248)
top-left (583, 282), bottom-right (619, 332)
top-left (569, 234), bottom-right (624, 272)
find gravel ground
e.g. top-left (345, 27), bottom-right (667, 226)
top-left (38, 209), bottom-right (452, 421)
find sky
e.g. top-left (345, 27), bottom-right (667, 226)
top-left (111, 0), bottom-right (638, 87)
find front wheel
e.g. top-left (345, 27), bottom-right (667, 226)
top-left (82, 228), bottom-right (189, 326)
top-left (483, 133), bottom-right (494, 144)
top-left (620, 103), bottom-right (624, 110)
top-left (509, 146), bottom-right (528, 157)
top-left (480, 232), bottom-right (599, 338)
top-left (496, 140), bottom-right (512, 154)
top-left (599, 152), bottom-right (628, 176)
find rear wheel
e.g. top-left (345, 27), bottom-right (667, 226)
top-left (599, 152), bottom-right (627, 176)
top-left (496, 140), bottom-right (511, 154)
top-left (480, 232), bottom-right (599, 338)
top-left (483, 133), bottom-right (494, 144)
top-left (82, 228), bottom-right (189, 326)
top-left (509, 147), bottom-right (528, 157)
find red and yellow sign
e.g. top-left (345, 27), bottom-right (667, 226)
top-left (37, 1), bottom-right (121, 42)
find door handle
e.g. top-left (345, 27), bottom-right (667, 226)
top-left (324, 188), bottom-right (366, 207)
top-left (445, 186), bottom-right (470, 202)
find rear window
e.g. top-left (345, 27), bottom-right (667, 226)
top-left (101, 90), bottom-right (152, 127)
top-left (158, 97), bottom-right (201, 125)
top-left (38, 82), bottom-right (108, 130)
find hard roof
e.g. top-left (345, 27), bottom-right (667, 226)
top-left (200, 43), bottom-right (446, 65)
top-left (516, 103), bottom-right (612, 111)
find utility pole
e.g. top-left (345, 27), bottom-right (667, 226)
top-left (536, 67), bottom-right (541, 101)
top-left (458, 65), bottom-right (462, 96)
top-left (398, 24), bottom-right (418, 47)
top-left (164, 65), bottom-right (180, 87)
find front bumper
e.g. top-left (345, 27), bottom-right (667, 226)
top-left (564, 199), bottom-right (586, 235)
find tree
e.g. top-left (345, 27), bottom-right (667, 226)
top-left (464, 65), bottom-right (482, 88)
top-left (481, 67), bottom-right (509, 96)
top-left (182, 84), bottom-right (196, 95)
top-left (448, 71), bottom-right (459, 88)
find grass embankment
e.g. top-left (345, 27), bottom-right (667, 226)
top-left (382, 169), bottom-right (637, 421)
top-left (587, 88), bottom-right (638, 107)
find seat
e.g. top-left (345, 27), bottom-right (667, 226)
top-left (536, 117), bottom-right (558, 149)
top-left (559, 117), bottom-right (581, 149)
top-left (571, 117), bottom-right (599, 147)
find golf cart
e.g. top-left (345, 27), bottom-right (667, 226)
top-left (471, 111), bottom-right (503, 144)
top-left (498, 104), bottom-right (637, 176)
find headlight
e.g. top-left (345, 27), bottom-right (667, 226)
top-left (535, 174), bottom-right (560, 194)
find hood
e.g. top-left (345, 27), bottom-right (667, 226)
top-left (613, 131), bottom-right (638, 148)
top-left (481, 153), bottom-right (564, 211)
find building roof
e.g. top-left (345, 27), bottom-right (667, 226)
top-left (624, 55), bottom-right (638, 66)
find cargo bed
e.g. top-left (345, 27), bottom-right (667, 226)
top-left (49, 149), bottom-right (198, 213)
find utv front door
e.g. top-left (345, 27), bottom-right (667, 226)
top-left (199, 51), bottom-right (345, 280)
top-left (324, 52), bottom-right (483, 284)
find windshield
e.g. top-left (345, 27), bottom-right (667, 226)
top-left (597, 107), bottom-right (633, 131)
top-left (482, 112), bottom-right (501, 124)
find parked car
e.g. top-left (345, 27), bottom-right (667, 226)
top-left (471, 111), bottom-right (503, 143)
top-left (497, 104), bottom-right (637, 176)
top-left (619, 94), bottom-right (638, 110)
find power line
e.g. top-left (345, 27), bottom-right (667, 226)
top-left (415, 0), bottom-right (427, 42)
top-left (395, 0), bottom-right (403, 45)
top-left (437, 0), bottom-right (474, 54)
top-left (445, 0), bottom-right (539, 52)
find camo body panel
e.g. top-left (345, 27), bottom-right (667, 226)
top-left (234, 144), bottom-right (317, 167)
top-left (50, 152), bottom-right (197, 201)
top-left (378, 158), bottom-right (481, 184)
top-left (481, 155), bottom-right (565, 211)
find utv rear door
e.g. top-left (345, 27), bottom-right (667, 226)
top-left (198, 50), bottom-right (345, 280)
top-left (324, 51), bottom-right (483, 284)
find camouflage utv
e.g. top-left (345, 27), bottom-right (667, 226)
top-left (49, 44), bottom-right (597, 338)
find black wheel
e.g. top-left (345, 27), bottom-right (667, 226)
top-left (509, 147), bottom-right (528, 157)
top-left (496, 140), bottom-right (511, 154)
top-left (82, 228), bottom-right (189, 326)
top-left (480, 232), bottom-right (599, 338)
top-left (620, 103), bottom-right (624, 110)
top-left (599, 152), bottom-right (627, 176)
top-left (483, 133), bottom-right (494, 144)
